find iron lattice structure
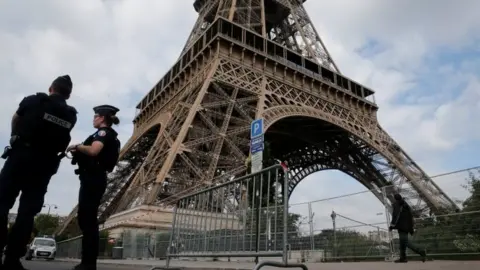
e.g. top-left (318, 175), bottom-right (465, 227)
top-left (57, 0), bottom-right (458, 235)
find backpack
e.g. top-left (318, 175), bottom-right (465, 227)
top-left (103, 135), bottom-right (120, 172)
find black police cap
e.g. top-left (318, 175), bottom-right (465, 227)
top-left (52, 75), bottom-right (73, 90)
top-left (94, 105), bottom-right (120, 116)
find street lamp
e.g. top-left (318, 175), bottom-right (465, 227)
top-left (331, 211), bottom-right (337, 258)
top-left (43, 204), bottom-right (58, 215)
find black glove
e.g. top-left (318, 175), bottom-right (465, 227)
top-left (1, 146), bottom-right (11, 160)
top-left (9, 135), bottom-right (19, 146)
top-left (389, 226), bottom-right (394, 231)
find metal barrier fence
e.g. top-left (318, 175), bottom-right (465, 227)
top-left (286, 209), bottom-right (480, 262)
top-left (56, 167), bottom-right (480, 263)
top-left (288, 187), bottom-right (394, 262)
top-left (162, 164), bottom-right (307, 269)
top-left (121, 230), bottom-right (170, 259)
top-left (285, 177), bottom-right (480, 262)
top-left (56, 236), bottom-right (117, 259)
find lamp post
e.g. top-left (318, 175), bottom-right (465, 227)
top-left (43, 204), bottom-right (58, 215)
top-left (331, 210), bottom-right (337, 258)
top-left (308, 203), bottom-right (315, 251)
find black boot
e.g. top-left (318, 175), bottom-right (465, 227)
top-left (420, 250), bottom-right (427, 262)
top-left (394, 256), bottom-right (408, 263)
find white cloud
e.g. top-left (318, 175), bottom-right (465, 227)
top-left (0, 0), bottom-right (478, 230)
top-left (312, 2), bottom-right (480, 154)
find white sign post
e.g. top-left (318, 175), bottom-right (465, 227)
top-left (250, 118), bottom-right (264, 173)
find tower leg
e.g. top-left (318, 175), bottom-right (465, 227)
top-left (146, 59), bottom-right (221, 204)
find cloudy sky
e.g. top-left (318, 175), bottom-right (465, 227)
top-left (0, 0), bottom-right (479, 233)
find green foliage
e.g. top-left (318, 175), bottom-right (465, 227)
top-left (55, 234), bottom-right (69, 242)
top-left (319, 229), bottom-right (388, 258)
top-left (461, 170), bottom-right (480, 212)
top-left (34, 214), bottom-right (60, 236)
top-left (240, 206), bottom-right (302, 241)
top-left (99, 230), bottom-right (110, 239)
top-left (97, 231), bottom-right (116, 258)
top-left (287, 212), bottom-right (302, 235)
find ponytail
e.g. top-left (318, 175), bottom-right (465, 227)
top-left (111, 115), bottom-right (120, 125)
top-left (104, 115), bottom-right (120, 126)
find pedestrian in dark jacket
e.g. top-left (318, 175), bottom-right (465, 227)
top-left (389, 194), bottom-right (426, 263)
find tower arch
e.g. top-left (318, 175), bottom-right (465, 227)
top-left (262, 108), bottom-right (444, 213)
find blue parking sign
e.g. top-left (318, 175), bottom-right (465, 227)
top-left (250, 118), bottom-right (264, 138)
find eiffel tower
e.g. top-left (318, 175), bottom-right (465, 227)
top-left (57, 0), bottom-right (458, 235)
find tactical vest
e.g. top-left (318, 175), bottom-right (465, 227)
top-left (80, 129), bottom-right (120, 173)
top-left (73, 134), bottom-right (96, 172)
top-left (17, 93), bottom-right (76, 153)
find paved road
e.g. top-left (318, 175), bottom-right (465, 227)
top-left (24, 258), bottom-right (480, 270)
top-left (22, 260), bottom-right (152, 270)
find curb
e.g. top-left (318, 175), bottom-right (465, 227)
top-left (55, 259), bottom-right (251, 270)
top-left (55, 259), bottom-right (158, 268)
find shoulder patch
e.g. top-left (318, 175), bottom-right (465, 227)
top-left (98, 130), bottom-right (107, 137)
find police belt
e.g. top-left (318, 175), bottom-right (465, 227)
top-left (2, 136), bottom-right (65, 159)
top-left (70, 153), bottom-right (107, 175)
top-left (74, 167), bottom-right (107, 176)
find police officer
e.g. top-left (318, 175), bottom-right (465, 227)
top-left (67, 105), bottom-right (120, 270)
top-left (0, 75), bottom-right (77, 270)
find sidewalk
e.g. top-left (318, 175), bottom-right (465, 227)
top-left (56, 258), bottom-right (480, 270)
top-left (57, 258), bottom-right (253, 269)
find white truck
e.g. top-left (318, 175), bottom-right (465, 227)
top-left (24, 237), bottom-right (57, 261)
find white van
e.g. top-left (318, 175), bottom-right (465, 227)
top-left (25, 237), bottom-right (56, 261)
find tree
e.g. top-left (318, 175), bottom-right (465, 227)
top-left (55, 233), bottom-right (69, 242)
top-left (34, 214), bottom-right (60, 236)
top-left (461, 170), bottom-right (480, 213)
top-left (313, 229), bottom-right (382, 258)
top-left (452, 170), bottom-right (480, 252)
top-left (408, 169), bottom-right (480, 257)
top-left (97, 230), bottom-right (117, 258)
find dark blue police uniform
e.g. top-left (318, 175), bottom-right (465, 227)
top-left (0, 75), bottom-right (77, 269)
top-left (72, 105), bottom-right (120, 270)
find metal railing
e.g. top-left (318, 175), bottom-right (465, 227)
top-left (157, 164), bottom-right (307, 269)
top-left (56, 236), bottom-right (118, 259)
top-left (56, 167), bottom-right (480, 264)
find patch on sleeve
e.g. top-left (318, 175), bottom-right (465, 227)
top-left (98, 130), bottom-right (107, 137)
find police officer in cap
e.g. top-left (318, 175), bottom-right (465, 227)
top-left (0, 75), bottom-right (77, 270)
top-left (67, 105), bottom-right (121, 270)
